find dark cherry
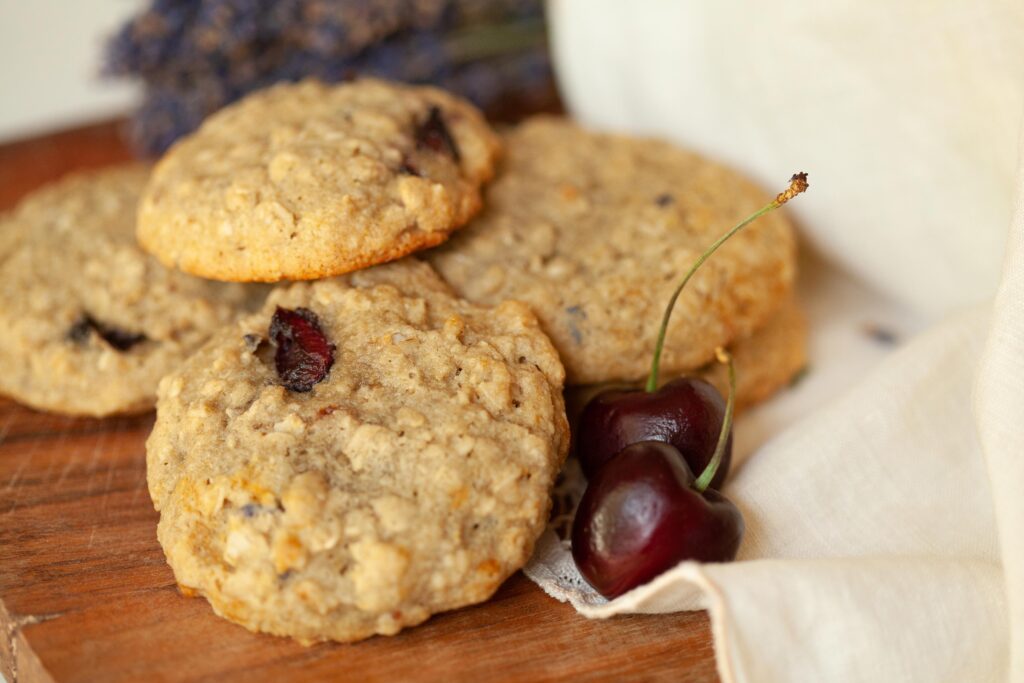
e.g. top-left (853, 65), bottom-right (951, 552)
top-left (67, 313), bottom-right (146, 351)
top-left (569, 173), bottom-right (808, 597)
top-left (571, 441), bottom-right (744, 599)
top-left (576, 377), bottom-right (732, 488)
top-left (269, 307), bottom-right (335, 392)
top-left (415, 106), bottom-right (461, 161)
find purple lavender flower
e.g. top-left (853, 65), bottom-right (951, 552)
top-left (105, 0), bottom-right (555, 155)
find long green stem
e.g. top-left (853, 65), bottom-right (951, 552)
top-left (443, 18), bottom-right (547, 63)
top-left (644, 172), bottom-right (809, 393)
top-left (694, 348), bottom-right (735, 492)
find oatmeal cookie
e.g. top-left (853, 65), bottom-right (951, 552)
top-left (138, 79), bottom-right (501, 282)
top-left (0, 165), bottom-right (260, 416)
top-left (428, 117), bottom-right (797, 385)
top-left (147, 259), bottom-right (569, 643)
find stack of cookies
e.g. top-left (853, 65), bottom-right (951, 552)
top-left (0, 78), bottom-right (804, 643)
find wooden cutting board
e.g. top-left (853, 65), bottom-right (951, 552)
top-left (0, 123), bottom-right (719, 683)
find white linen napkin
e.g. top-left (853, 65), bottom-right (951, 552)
top-left (528, 2), bottom-right (1024, 680)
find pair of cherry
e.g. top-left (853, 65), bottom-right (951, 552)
top-left (571, 173), bottom-right (808, 599)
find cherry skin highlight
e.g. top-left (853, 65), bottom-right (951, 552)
top-left (576, 377), bottom-right (732, 488)
top-left (571, 441), bottom-right (744, 599)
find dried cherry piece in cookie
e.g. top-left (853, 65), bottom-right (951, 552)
top-left (269, 307), bottom-right (335, 392)
top-left (67, 313), bottom-right (146, 351)
top-left (415, 106), bottom-right (461, 162)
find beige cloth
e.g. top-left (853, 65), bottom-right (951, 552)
top-left (528, 2), bottom-right (1024, 680)
top-left (978, 149), bottom-right (1024, 682)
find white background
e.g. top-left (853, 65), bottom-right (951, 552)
top-left (0, 0), bottom-right (140, 142)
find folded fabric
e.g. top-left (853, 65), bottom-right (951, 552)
top-left (977, 147), bottom-right (1024, 683)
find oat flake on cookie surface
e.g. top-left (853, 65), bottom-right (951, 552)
top-left (428, 117), bottom-right (798, 385)
top-left (0, 165), bottom-right (260, 417)
top-left (146, 259), bottom-right (569, 643)
top-left (138, 78), bottom-right (501, 282)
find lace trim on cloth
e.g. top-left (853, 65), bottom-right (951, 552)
top-left (522, 458), bottom-right (611, 608)
top-left (523, 456), bottom-right (730, 679)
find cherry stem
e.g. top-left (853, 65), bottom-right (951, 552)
top-left (694, 348), bottom-right (735, 493)
top-left (644, 172), bottom-right (809, 393)
top-left (444, 18), bottom-right (547, 63)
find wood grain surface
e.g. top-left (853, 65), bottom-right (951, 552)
top-left (0, 122), bottom-right (720, 683)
